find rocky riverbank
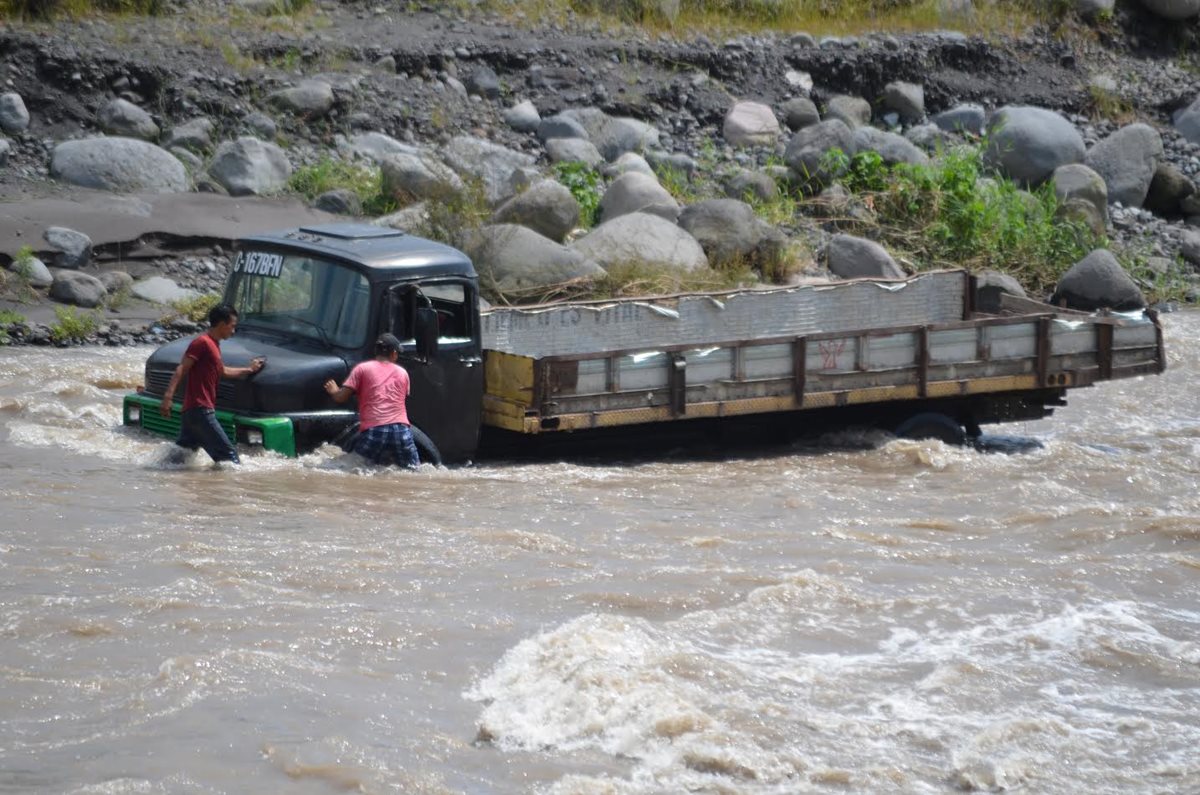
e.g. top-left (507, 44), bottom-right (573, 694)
top-left (2, 0), bottom-right (1200, 346)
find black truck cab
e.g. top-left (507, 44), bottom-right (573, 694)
top-left (132, 223), bottom-right (485, 463)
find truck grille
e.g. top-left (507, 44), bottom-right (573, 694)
top-left (145, 370), bottom-right (238, 406)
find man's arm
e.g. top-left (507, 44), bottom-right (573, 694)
top-left (223, 357), bottom-right (266, 380)
top-left (324, 380), bottom-right (355, 403)
top-left (159, 356), bottom-right (196, 418)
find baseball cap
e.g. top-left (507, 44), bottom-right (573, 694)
top-left (375, 333), bottom-right (402, 355)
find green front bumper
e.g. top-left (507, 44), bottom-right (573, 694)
top-left (123, 394), bottom-right (297, 458)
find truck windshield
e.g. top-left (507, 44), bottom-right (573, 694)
top-left (226, 250), bottom-right (370, 348)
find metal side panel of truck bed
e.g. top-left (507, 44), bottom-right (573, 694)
top-left (479, 271), bottom-right (1165, 434)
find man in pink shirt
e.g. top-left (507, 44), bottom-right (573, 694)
top-left (324, 333), bottom-right (419, 468)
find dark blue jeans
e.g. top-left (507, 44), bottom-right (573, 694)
top-left (176, 407), bottom-right (240, 464)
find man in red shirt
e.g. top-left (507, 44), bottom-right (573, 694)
top-left (160, 303), bottom-right (265, 464)
top-left (324, 333), bottom-right (419, 468)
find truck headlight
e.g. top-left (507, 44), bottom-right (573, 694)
top-left (127, 405), bottom-right (140, 422)
top-left (246, 429), bottom-right (264, 445)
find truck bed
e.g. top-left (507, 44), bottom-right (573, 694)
top-left (479, 271), bottom-right (1164, 435)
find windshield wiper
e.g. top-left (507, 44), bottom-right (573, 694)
top-left (280, 315), bottom-right (334, 351)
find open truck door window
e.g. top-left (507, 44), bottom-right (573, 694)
top-left (230, 251), bottom-right (371, 349)
top-left (386, 281), bottom-right (473, 348)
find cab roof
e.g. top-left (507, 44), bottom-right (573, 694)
top-left (237, 223), bottom-right (476, 280)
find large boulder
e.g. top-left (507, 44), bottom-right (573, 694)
top-left (781, 97), bottom-right (820, 131)
top-left (464, 224), bottom-right (603, 292)
top-left (1139, 0), bottom-right (1200, 19)
top-left (984, 106), bottom-right (1085, 185)
top-left (440, 135), bottom-right (537, 206)
top-left (50, 271), bottom-right (107, 308)
top-left (1180, 229), bottom-right (1200, 267)
top-left (50, 137), bottom-right (189, 193)
top-left (1176, 96), bottom-right (1200, 145)
top-left (492, 180), bottom-right (581, 243)
top-left (783, 119), bottom-right (856, 189)
top-left (605, 152), bottom-right (655, 178)
top-left (546, 137), bottom-right (604, 167)
top-left (503, 100), bottom-right (541, 133)
top-left (208, 137), bottom-right (292, 196)
top-left (723, 101), bottom-right (780, 148)
top-left (44, 226), bottom-right (92, 269)
top-left (131, 275), bottom-right (201, 304)
top-left (0, 92), bottom-right (29, 134)
top-left (98, 99), bottom-right (159, 141)
top-left (1051, 163), bottom-right (1109, 227)
top-left (932, 104), bottom-right (985, 136)
top-left (339, 132), bottom-right (419, 164)
top-left (163, 118), bottom-right (215, 154)
top-left (268, 80), bottom-right (335, 118)
top-left (1144, 163), bottom-right (1195, 218)
top-left (571, 212), bottom-right (708, 273)
top-left (882, 81), bottom-right (925, 123)
top-left (677, 199), bottom-right (786, 271)
top-left (381, 151), bottom-right (464, 204)
top-left (561, 108), bottom-right (660, 161)
top-left (824, 234), bottom-right (905, 279)
top-left (725, 169), bottom-right (779, 204)
top-left (598, 171), bottom-right (680, 223)
top-left (825, 95), bottom-right (871, 128)
top-left (1084, 123), bottom-right (1163, 207)
top-left (853, 127), bottom-right (929, 166)
top-left (1050, 249), bottom-right (1145, 311)
top-left (537, 113), bottom-right (589, 143)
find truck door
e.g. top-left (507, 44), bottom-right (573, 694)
top-left (387, 280), bottom-right (484, 462)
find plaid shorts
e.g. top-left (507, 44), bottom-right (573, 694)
top-left (353, 422), bottom-right (419, 468)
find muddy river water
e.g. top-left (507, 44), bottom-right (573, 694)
top-left (1, 312), bottom-right (1198, 794)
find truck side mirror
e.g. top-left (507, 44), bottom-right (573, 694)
top-left (414, 306), bottom-right (439, 359)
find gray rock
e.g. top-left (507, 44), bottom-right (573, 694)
top-left (1084, 123), bottom-right (1163, 207)
top-left (883, 81), bottom-right (925, 123)
top-left (44, 226), bottom-right (92, 269)
top-left (825, 95), bottom-right (872, 129)
top-left (781, 97), bottom-right (821, 131)
top-left (99, 270), bottom-right (134, 294)
top-left (1057, 197), bottom-right (1107, 237)
top-left (1180, 229), bottom-right (1200, 266)
top-left (1052, 163), bottom-right (1109, 226)
top-left (268, 80), bottom-right (335, 118)
top-left (0, 92), bottom-right (29, 134)
top-left (465, 66), bottom-right (502, 99)
top-left (493, 179), bottom-right (580, 243)
top-left (381, 151), bottom-right (464, 204)
top-left (723, 101), bottom-right (780, 148)
top-left (465, 224), bottom-right (603, 292)
top-left (646, 151), bottom-right (697, 180)
top-left (932, 104), bottom-right (985, 135)
top-left (169, 147), bottom-right (203, 173)
top-left (243, 112), bottom-right (277, 140)
top-left (984, 106), bottom-right (1085, 185)
top-left (853, 127), bottom-right (929, 166)
top-left (8, 253), bottom-right (52, 287)
top-left (973, 269), bottom-right (1027, 311)
top-left (373, 202), bottom-right (430, 234)
top-left (314, 189), bottom-right (362, 215)
top-left (339, 131), bottom-right (419, 164)
top-left (825, 234), bottom-right (905, 279)
top-left (208, 137), bottom-right (292, 196)
top-left (725, 169), bottom-right (779, 204)
top-left (1176, 94), bottom-right (1200, 145)
top-left (1144, 163), bottom-right (1195, 217)
top-left (1051, 249), bottom-right (1144, 310)
top-left (504, 100), bottom-right (541, 133)
top-left (50, 137), bottom-right (189, 193)
top-left (783, 119), bottom-right (856, 189)
top-left (131, 275), bottom-right (200, 304)
top-left (677, 199), bottom-right (786, 271)
top-left (905, 123), bottom-right (954, 152)
top-left (562, 108), bottom-right (660, 161)
top-left (50, 271), bottom-right (106, 309)
top-left (98, 99), bottom-right (159, 141)
top-left (163, 117), bottom-right (215, 154)
top-left (572, 212), bottom-right (708, 273)
top-left (537, 113), bottom-right (589, 143)
top-left (0, 138), bottom-right (9, 166)
top-left (605, 152), bottom-right (655, 178)
top-left (598, 171), bottom-right (680, 223)
top-left (1139, 0), bottom-right (1200, 20)
top-left (546, 137), bottom-right (604, 168)
top-left (441, 135), bottom-right (537, 206)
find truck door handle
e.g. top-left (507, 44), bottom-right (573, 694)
top-left (460, 355), bottom-right (482, 367)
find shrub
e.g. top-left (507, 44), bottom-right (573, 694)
top-left (169, 293), bottom-right (222, 324)
top-left (49, 306), bottom-right (99, 344)
top-left (288, 157), bottom-right (396, 217)
top-left (552, 161), bottom-right (603, 228)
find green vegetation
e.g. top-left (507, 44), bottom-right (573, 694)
top-left (552, 162), bottom-right (603, 227)
top-left (0, 0), bottom-right (164, 19)
top-left (168, 292), bottom-right (221, 324)
top-left (419, 178), bottom-right (492, 250)
top-left (49, 306), bottom-right (99, 344)
top-left (1085, 83), bottom-right (1135, 124)
top-left (288, 157), bottom-right (396, 216)
top-left (0, 309), bottom-right (24, 345)
top-left (818, 144), bottom-right (1104, 296)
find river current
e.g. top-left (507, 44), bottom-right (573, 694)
top-left (1, 312), bottom-right (1198, 794)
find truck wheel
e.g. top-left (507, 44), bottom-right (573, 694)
top-left (894, 412), bottom-right (966, 446)
top-left (410, 424), bottom-right (443, 466)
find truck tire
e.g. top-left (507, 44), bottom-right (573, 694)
top-left (410, 424), bottom-right (443, 466)
top-left (894, 412), bottom-right (966, 446)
